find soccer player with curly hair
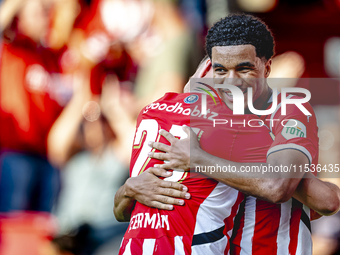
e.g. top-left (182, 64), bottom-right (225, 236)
top-left (115, 14), bottom-right (340, 255)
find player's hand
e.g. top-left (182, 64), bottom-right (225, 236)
top-left (147, 125), bottom-right (201, 170)
top-left (124, 168), bottom-right (191, 210)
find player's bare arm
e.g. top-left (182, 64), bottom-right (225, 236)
top-left (135, 166), bottom-right (340, 218)
top-left (113, 168), bottom-right (190, 222)
top-left (148, 126), bottom-right (340, 212)
top-left (293, 171), bottom-right (340, 216)
top-left (148, 126), bottom-right (304, 203)
top-left (114, 184), bottom-right (136, 222)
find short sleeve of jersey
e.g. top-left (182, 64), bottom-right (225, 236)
top-left (267, 97), bottom-right (318, 165)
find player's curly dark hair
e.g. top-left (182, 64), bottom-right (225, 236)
top-left (206, 14), bottom-right (275, 61)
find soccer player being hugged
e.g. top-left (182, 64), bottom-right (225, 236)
top-left (115, 14), bottom-right (340, 255)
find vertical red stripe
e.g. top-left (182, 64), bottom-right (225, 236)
top-left (153, 236), bottom-right (174, 255)
top-left (289, 199), bottom-right (303, 255)
top-left (118, 238), bottom-right (129, 255)
top-left (130, 238), bottom-right (144, 254)
top-left (252, 200), bottom-right (281, 255)
top-left (224, 192), bottom-right (245, 254)
top-left (182, 235), bottom-right (192, 255)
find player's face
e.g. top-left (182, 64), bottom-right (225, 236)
top-left (211, 45), bottom-right (271, 111)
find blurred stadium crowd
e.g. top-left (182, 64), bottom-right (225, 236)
top-left (0, 0), bottom-right (340, 254)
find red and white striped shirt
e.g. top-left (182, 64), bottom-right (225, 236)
top-left (119, 92), bottom-right (318, 255)
top-left (228, 94), bottom-right (318, 255)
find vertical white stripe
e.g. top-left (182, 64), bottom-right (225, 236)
top-left (122, 239), bottom-right (132, 255)
top-left (191, 236), bottom-right (228, 255)
top-left (193, 183), bottom-right (239, 234)
top-left (175, 236), bottom-right (185, 255)
top-left (120, 238), bottom-right (125, 248)
top-left (296, 206), bottom-right (312, 255)
top-left (276, 199), bottom-right (292, 255)
top-left (142, 239), bottom-right (156, 255)
top-left (296, 219), bottom-right (312, 255)
top-left (201, 93), bottom-right (207, 115)
top-left (303, 204), bottom-right (310, 218)
top-left (240, 196), bottom-right (256, 255)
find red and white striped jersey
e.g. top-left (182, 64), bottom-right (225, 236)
top-left (119, 93), bottom-right (244, 255)
top-left (227, 94), bottom-right (318, 255)
top-left (119, 91), bottom-right (318, 255)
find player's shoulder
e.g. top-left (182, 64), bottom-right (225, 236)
top-left (137, 91), bottom-right (225, 124)
top-left (269, 93), bottom-right (317, 136)
top-left (286, 94), bottom-right (314, 110)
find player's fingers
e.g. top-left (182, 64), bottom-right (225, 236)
top-left (148, 152), bottom-right (169, 161)
top-left (182, 125), bottom-right (192, 137)
top-left (147, 167), bottom-right (172, 178)
top-left (149, 201), bottom-right (174, 210)
top-left (148, 141), bottom-right (171, 152)
top-left (159, 187), bottom-right (191, 200)
top-left (153, 195), bottom-right (185, 206)
top-left (155, 162), bottom-right (190, 171)
top-left (159, 129), bottom-right (175, 143)
top-left (159, 180), bottom-right (188, 192)
top-left (154, 163), bottom-right (174, 170)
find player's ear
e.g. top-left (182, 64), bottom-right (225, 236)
top-left (199, 59), bottom-right (212, 78)
top-left (264, 58), bottom-right (272, 78)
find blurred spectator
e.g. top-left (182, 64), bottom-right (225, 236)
top-left (90, 42), bottom-right (137, 97)
top-left (53, 0), bottom-right (192, 115)
top-left (48, 75), bottom-right (135, 254)
top-left (45, 1), bottom-right (138, 253)
top-left (129, 0), bottom-right (195, 112)
top-left (48, 0), bottom-right (79, 51)
top-left (0, 0), bottom-right (62, 213)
